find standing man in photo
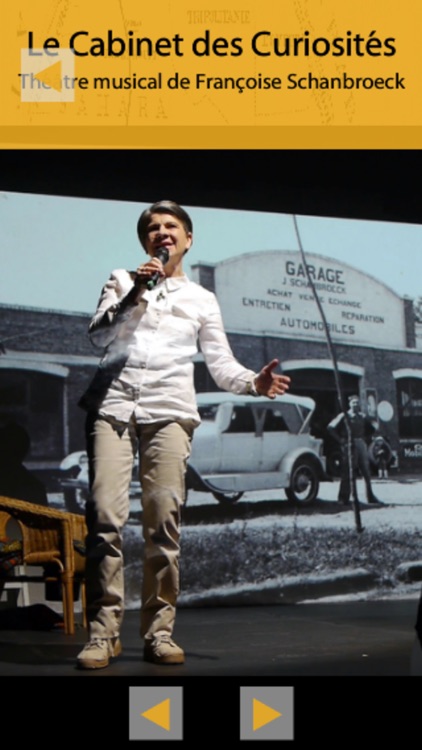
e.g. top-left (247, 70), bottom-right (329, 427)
top-left (328, 395), bottom-right (382, 505)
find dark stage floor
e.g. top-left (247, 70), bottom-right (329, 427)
top-left (0, 598), bottom-right (418, 676)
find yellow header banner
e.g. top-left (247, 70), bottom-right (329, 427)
top-left (2, 0), bottom-right (422, 147)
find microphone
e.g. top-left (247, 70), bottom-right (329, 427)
top-left (146, 247), bottom-right (169, 290)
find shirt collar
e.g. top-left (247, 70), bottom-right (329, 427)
top-left (142, 274), bottom-right (190, 303)
top-left (163, 274), bottom-right (190, 292)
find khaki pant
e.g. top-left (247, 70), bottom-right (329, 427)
top-left (85, 415), bottom-right (193, 640)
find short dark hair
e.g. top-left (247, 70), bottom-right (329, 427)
top-left (137, 200), bottom-right (193, 250)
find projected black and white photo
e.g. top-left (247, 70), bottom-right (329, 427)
top-left (1, 188), bottom-right (422, 616)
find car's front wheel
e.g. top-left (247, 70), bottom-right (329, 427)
top-left (285, 460), bottom-right (319, 505)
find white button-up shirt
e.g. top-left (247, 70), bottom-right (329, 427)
top-left (84, 269), bottom-right (256, 426)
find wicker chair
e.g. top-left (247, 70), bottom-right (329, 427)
top-left (0, 496), bottom-right (87, 635)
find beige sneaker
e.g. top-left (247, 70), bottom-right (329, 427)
top-left (144, 635), bottom-right (185, 665)
top-left (76, 637), bottom-right (122, 669)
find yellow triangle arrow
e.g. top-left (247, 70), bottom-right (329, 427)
top-left (253, 698), bottom-right (282, 731)
top-left (141, 698), bottom-right (170, 731)
top-left (35, 60), bottom-right (62, 92)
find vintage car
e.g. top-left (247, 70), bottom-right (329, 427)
top-left (186, 392), bottom-right (327, 505)
top-left (58, 450), bottom-right (141, 513)
top-left (58, 391), bottom-right (326, 510)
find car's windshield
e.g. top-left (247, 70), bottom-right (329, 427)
top-left (278, 403), bottom-right (312, 434)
